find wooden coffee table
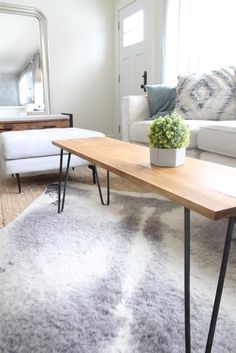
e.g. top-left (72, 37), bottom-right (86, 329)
top-left (52, 136), bottom-right (236, 353)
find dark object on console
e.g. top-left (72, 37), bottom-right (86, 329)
top-left (61, 113), bottom-right (73, 127)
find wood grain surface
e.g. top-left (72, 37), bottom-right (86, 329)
top-left (0, 119), bottom-right (70, 132)
top-left (52, 137), bottom-right (236, 220)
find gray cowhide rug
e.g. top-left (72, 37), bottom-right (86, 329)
top-left (0, 183), bottom-right (235, 353)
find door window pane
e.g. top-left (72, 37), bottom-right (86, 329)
top-left (123, 9), bottom-right (143, 47)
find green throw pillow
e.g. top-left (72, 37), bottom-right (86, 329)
top-left (145, 84), bottom-right (176, 118)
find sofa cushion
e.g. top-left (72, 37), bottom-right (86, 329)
top-left (185, 120), bottom-right (217, 148)
top-left (176, 67), bottom-right (236, 121)
top-left (200, 151), bottom-right (236, 168)
top-left (145, 84), bottom-right (176, 117)
top-left (197, 122), bottom-right (236, 158)
top-left (129, 119), bottom-right (216, 148)
top-left (1, 128), bottom-right (104, 160)
top-left (130, 120), bottom-right (151, 144)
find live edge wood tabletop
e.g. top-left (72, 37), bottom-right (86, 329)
top-left (52, 136), bottom-right (236, 221)
top-left (0, 117), bottom-right (70, 132)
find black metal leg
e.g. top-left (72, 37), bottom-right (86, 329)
top-left (93, 165), bottom-right (110, 205)
top-left (61, 153), bottom-right (71, 213)
top-left (88, 165), bottom-right (96, 184)
top-left (184, 208), bottom-right (191, 353)
top-left (205, 216), bottom-right (235, 353)
top-left (16, 173), bottom-right (21, 194)
top-left (58, 149), bottom-right (64, 213)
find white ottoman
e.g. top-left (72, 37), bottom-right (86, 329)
top-left (0, 127), bottom-right (105, 192)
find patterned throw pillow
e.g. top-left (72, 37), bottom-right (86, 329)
top-left (175, 67), bottom-right (236, 120)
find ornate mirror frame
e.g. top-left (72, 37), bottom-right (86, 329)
top-left (0, 2), bottom-right (51, 113)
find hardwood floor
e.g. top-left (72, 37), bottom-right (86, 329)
top-left (0, 166), bottom-right (154, 228)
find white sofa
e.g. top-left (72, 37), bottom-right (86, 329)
top-left (121, 95), bottom-right (236, 168)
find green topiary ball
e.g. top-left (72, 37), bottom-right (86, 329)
top-left (148, 112), bottom-right (190, 149)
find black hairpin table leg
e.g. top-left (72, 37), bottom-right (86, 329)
top-left (88, 165), bottom-right (96, 184)
top-left (58, 150), bottom-right (71, 213)
top-left (58, 149), bottom-right (64, 213)
top-left (184, 208), bottom-right (191, 353)
top-left (205, 216), bottom-right (235, 353)
top-left (61, 152), bottom-right (71, 213)
top-left (184, 209), bottom-right (235, 353)
top-left (93, 164), bottom-right (110, 205)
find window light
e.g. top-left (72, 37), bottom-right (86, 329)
top-left (123, 9), bottom-right (144, 47)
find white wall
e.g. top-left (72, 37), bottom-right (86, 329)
top-left (2, 0), bottom-right (116, 135)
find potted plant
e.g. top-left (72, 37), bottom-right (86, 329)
top-left (148, 112), bottom-right (190, 167)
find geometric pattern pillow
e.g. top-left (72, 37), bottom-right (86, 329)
top-left (175, 67), bottom-right (236, 121)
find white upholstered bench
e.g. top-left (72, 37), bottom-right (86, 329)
top-left (0, 127), bottom-right (105, 192)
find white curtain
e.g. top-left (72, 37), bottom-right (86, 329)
top-left (163, 0), bottom-right (236, 84)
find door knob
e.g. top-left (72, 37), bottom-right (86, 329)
top-left (140, 70), bottom-right (147, 91)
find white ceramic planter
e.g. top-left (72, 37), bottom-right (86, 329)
top-left (150, 147), bottom-right (186, 167)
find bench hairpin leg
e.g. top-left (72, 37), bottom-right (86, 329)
top-left (16, 173), bottom-right (21, 194)
top-left (205, 216), bottom-right (235, 353)
top-left (93, 164), bottom-right (110, 205)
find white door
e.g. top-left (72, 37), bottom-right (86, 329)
top-left (118, 0), bottom-right (149, 136)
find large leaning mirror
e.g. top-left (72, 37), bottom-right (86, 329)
top-left (0, 2), bottom-right (51, 116)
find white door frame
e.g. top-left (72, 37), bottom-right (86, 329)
top-left (114, 0), bottom-right (164, 139)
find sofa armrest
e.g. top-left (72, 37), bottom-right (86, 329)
top-left (121, 95), bottom-right (150, 141)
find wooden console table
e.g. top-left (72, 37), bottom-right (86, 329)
top-left (52, 137), bottom-right (236, 353)
top-left (0, 113), bottom-right (72, 132)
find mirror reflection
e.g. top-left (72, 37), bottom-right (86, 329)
top-left (0, 12), bottom-right (45, 116)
